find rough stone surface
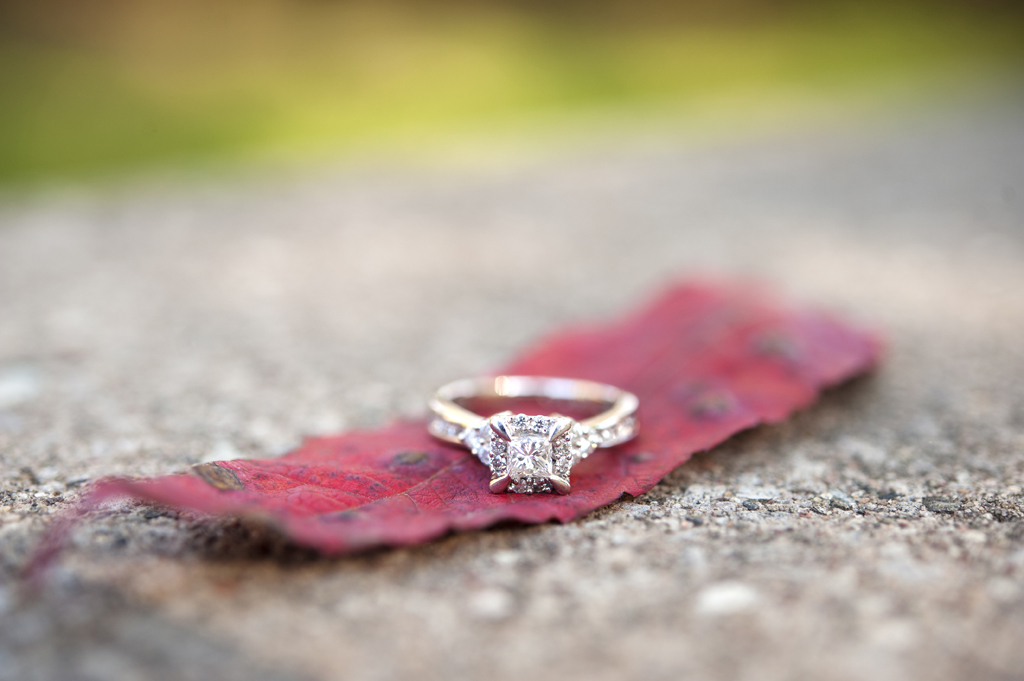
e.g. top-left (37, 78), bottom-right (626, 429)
top-left (1, 103), bottom-right (1024, 681)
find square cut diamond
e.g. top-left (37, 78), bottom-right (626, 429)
top-left (507, 434), bottom-right (554, 483)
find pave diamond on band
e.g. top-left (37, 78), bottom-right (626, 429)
top-left (428, 376), bottom-right (639, 495)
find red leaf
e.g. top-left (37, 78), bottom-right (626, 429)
top-left (41, 281), bottom-right (882, 557)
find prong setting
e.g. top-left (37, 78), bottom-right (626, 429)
top-left (546, 416), bottom-right (573, 442)
top-left (488, 474), bottom-right (511, 493)
top-left (489, 411), bottom-right (514, 441)
top-left (549, 476), bottom-right (571, 495)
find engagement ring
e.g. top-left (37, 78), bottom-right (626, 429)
top-left (428, 376), bottom-right (638, 494)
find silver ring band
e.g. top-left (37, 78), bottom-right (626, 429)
top-left (428, 376), bottom-right (639, 494)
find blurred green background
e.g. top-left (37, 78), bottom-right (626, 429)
top-left (1, 0), bottom-right (1021, 185)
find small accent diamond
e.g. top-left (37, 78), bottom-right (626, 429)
top-left (569, 422), bottom-right (598, 461)
top-left (459, 422), bottom-right (492, 464)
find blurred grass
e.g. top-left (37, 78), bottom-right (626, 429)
top-left (0, 0), bottom-right (1021, 184)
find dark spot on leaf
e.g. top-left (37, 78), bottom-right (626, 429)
top-left (330, 510), bottom-right (360, 522)
top-left (392, 451), bottom-right (429, 466)
top-left (670, 380), bottom-right (706, 400)
top-left (192, 463), bottom-right (245, 491)
top-left (688, 391), bottom-right (735, 420)
top-left (629, 452), bottom-right (655, 464)
top-left (923, 496), bottom-right (961, 513)
top-left (754, 331), bottom-right (801, 360)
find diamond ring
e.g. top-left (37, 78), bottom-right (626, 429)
top-left (428, 376), bottom-right (639, 494)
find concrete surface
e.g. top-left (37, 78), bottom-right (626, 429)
top-left (1, 101), bottom-right (1024, 681)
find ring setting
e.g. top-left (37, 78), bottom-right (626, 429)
top-left (428, 376), bottom-right (639, 495)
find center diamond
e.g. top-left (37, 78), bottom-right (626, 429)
top-left (507, 434), bottom-right (554, 483)
top-left (487, 413), bottom-right (575, 494)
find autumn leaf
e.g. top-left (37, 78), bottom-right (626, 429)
top-left (35, 280), bottom-right (881, 559)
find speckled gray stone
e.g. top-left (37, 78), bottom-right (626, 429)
top-left (1, 101), bottom-right (1023, 681)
